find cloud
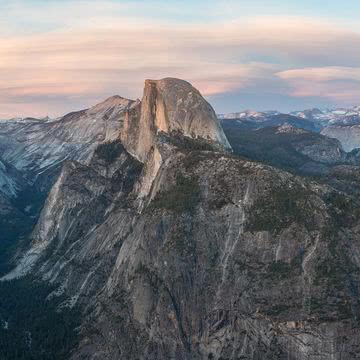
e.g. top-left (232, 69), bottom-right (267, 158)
top-left (277, 67), bottom-right (360, 104)
top-left (278, 67), bottom-right (360, 82)
top-left (1, 11), bottom-right (360, 116)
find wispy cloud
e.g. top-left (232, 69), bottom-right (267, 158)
top-left (277, 67), bottom-right (360, 105)
top-left (278, 67), bottom-right (360, 82)
top-left (1, 5), bottom-right (360, 116)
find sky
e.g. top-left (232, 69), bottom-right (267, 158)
top-left (1, 0), bottom-right (360, 118)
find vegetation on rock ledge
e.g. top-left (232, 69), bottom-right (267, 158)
top-left (151, 174), bottom-right (200, 213)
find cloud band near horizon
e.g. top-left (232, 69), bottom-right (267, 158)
top-left (1, 1), bottom-right (360, 118)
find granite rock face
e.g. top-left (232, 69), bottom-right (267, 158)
top-left (3, 79), bottom-right (360, 359)
top-left (0, 95), bottom-right (137, 178)
top-left (0, 94), bottom-right (139, 274)
top-left (276, 124), bottom-right (346, 164)
top-left (322, 125), bottom-right (360, 152)
top-left (121, 78), bottom-right (231, 162)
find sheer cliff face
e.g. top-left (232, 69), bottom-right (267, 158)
top-left (121, 78), bottom-right (231, 162)
top-left (146, 78), bottom-right (230, 146)
top-left (4, 79), bottom-right (360, 359)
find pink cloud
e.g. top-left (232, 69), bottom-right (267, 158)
top-left (278, 67), bottom-right (360, 82)
top-left (1, 15), bottom-right (360, 116)
top-left (277, 67), bottom-right (360, 104)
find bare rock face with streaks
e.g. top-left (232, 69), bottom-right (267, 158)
top-left (3, 78), bottom-right (360, 360)
top-left (121, 78), bottom-right (231, 162)
top-left (321, 124), bottom-right (360, 152)
top-left (0, 95), bottom-right (137, 178)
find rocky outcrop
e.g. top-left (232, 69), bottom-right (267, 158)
top-left (120, 78), bottom-right (231, 202)
top-left (292, 133), bottom-right (345, 165)
top-left (121, 78), bottom-right (231, 162)
top-left (322, 125), bottom-right (360, 152)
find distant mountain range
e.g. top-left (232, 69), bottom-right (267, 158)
top-left (291, 106), bottom-right (360, 126)
top-left (219, 106), bottom-right (360, 151)
top-left (218, 106), bottom-right (360, 126)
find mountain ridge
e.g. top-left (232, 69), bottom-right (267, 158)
top-left (1, 78), bottom-right (360, 359)
top-left (218, 105), bottom-right (360, 126)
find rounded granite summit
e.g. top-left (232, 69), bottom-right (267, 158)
top-left (121, 77), bottom-right (232, 162)
top-left (143, 77), bottom-right (231, 146)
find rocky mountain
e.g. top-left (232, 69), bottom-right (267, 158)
top-left (219, 113), bottom-right (321, 133)
top-left (292, 106), bottom-right (360, 126)
top-left (0, 95), bottom-right (138, 177)
top-left (218, 110), bottom-right (280, 121)
top-left (321, 125), bottom-right (360, 152)
top-left (219, 106), bottom-right (360, 154)
top-left (261, 114), bottom-right (321, 132)
top-left (1, 78), bottom-right (360, 359)
top-left (0, 95), bottom-right (139, 275)
top-left (219, 106), bottom-right (360, 134)
top-left (290, 108), bottom-right (324, 120)
top-left (222, 121), bottom-right (354, 175)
